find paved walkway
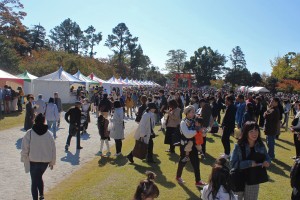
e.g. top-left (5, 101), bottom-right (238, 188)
top-left (0, 112), bottom-right (138, 200)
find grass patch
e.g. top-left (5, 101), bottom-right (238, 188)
top-left (0, 104), bottom-right (73, 131)
top-left (0, 111), bottom-right (25, 131)
top-left (46, 119), bottom-right (296, 200)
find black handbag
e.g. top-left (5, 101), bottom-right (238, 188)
top-left (245, 152), bottom-right (269, 185)
top-left (229, 145), bottom-right (246, 192)
top-left (132, 138), bottom-right (148, 160)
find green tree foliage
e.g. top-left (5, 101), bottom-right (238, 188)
top-left (20, 50), bottom-right (113, 79)
top-left (184, 46), bottom-right (227, 86)
top-left (250, 72), bottom-right (262, 86)
top-left (225, 46), bottom-right (250, 85)
top-left (165, 49), bottom-right (187, 72)
top-left (131, 45), bottom-right (151, 79)
top-left (83, 25), bottom-right (102, 58)
top-left (105, 23), bottom-right (138, 75)
top-left (271, 52), bottom-right (300, 81)
top-left (263, 76), bottom-right (278, 93)
top-left (50, 18), bottom-right (83, 54)
top-left (0, 36), bottom-right (20, 73)
top-left (28, 24), bottom-right (46, 51)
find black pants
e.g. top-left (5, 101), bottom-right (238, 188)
top-left (294, 134), bottom-right (300, 157)
top-left (115, 139), bottom-right (122, 154)
top-left (147, 138), bottom-right (154, 160)
top-left (222, 127), bottom-right (232, 155)
top-left (201, 136), bottom-right (207, 154)
top-left (30, 162), bottom-right (48, 200)
top-left (66, 124), bottom-right (81, 148)
top-left (217, 111), bottom-right (221, 124)
top-left (292, 187), bottom-right (300, 200)
top-left (176, 144), bottom-right (200, 182)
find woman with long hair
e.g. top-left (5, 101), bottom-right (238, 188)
top-left (133, 171), bottom-right (159, 200)
top-left (230, 121), bottom-right (271, 200)
top-left (110, 101), bottom-right (125, 156)
top-left (201, 158), bottom-right (237, 200)
top-left (127, 103), bottom-right (157, 163)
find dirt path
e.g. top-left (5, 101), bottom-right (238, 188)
top-left (0, 112), bottom-right (138, 200)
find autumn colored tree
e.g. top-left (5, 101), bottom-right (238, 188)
top-left (276, 79), bottom-right (300, 93)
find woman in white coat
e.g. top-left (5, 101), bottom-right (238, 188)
top-left (127, 103), bottom-right (157, 163)
top-left (110, 101), bottom-right (125, 156)
top-left (21, 113), bottom-right (56, 200)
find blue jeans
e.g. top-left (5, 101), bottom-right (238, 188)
top-left (266, 135), bottom-right (276, 159)
top-left (47, 120), bottom-right (57, 138)
top-left (30, 162), bottom-right (48, 200)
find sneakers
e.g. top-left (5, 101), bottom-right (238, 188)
top-left (220, 154), bottom-right (230, 159)
top-left (195, 180), bottom-right (207, 187)
top-left (98, 151), bottom-right (103, 156)
top-left (181, 156), bottom-right (190, 162)
top-left (39, 195), bottom-right (44, 200)
top-left (176, 177), bottom-right (185, 184)
top-left (106, 152), bottom-right (111, 157)
top-left (115, 152), bottom-right (122, 156)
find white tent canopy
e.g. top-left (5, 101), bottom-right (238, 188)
top-left (33, 67), bottom-right (85, 103)
top-left (73, 70), bottom-right (98, 89)
top-left (248, 86), bottom-right (270, 93)
top-left (0, 69), bottom-right (24, 89)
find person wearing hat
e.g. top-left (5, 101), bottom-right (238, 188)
top-left (127, 102), bottom-right (157, 163)
top-left (24, 94), bottom-right (35, 131)
top-left (64, 101), bottom-right (83, 151)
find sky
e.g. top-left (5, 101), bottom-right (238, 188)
top-left (22, 0), bottom-right (300, 75)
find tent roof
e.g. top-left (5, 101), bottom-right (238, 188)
top-left (88, 73), bottom-right (107, 84)
top-left (35, 67), bottom-right (84, 83)
top-left (107, 76), bottom-right (123, 85)
top-left (73, 70), bottom-right (98, 84)
top-left (17, 70), bottom-right (38, 82)
top-left (248, 87), bottom-right (270, 93)
top-left (0, 69), bottom-right (24, 85)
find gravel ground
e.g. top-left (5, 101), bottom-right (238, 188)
top-left (0, 112), bottom-right (138, 200)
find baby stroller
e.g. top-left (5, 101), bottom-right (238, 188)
top-left (80, 112), bottom-right (88, 134)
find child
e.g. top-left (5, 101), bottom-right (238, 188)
top-left (201, 158), bottom-right (237, 200)
top-left (133, 171), bottom-right (160, 200)
top-left (97, 115), bottom-right (111, 156)
top-left (182, 117), bottom-right (205, 162)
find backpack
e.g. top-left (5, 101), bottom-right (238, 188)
top-left (290, 158), bottom-right (300, 189)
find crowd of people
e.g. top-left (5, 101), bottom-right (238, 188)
top-left (16, 85), bottom-right (300, 200)
top-left (0, 84), bottom-right (24, 116)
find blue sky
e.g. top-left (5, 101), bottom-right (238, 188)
top-left (22, 0), bottom-right (300, 75)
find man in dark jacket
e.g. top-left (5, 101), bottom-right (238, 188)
top-left (65, 101), bottom-right (82, 151)
top-left (264, 97), bottom-right (280, 160)
top-left (221, 95), bottom-right (236, 159)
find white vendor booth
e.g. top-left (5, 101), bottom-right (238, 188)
top-left (32, 67), bottom-right (85, 103)
top-left (17, 70), bottom-right (38, 95)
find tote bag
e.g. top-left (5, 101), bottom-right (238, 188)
top-left (132, 138), bottom-right (148, 159)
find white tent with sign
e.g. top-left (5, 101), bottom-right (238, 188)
top-left (32, 67), bottom-right (85, 103)
top-left (248, 86), bottom-right (270, 93)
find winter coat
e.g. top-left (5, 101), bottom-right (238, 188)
top-left (21, 124), bottom-right (56, 173)
top-left (45, 103), bottom-right (59, 122)
top-left (110, 108), bottom-right (124, 140)
top-left (264, 106), bottom-right (280, 136)
top-left (24, 102), bottom-right (34, 131)
top-left (134, 111), bottom-right (155, 144)
top-left (166, 107), bottom-right (181, 128)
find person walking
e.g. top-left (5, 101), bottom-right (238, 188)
top-left (176, 105), bottom-right (206, 187)
top-left (264, 97), bottom-right (280, 160)
top-left (35, 94), bottom-right (46, 115)
top-left (110, 101), bottom-right (125, 156)
top-left (164, 99), bottom-right (181, 153)
top-left (54, 92), bottom-right (63, 128)
top-left (127, 103), bottom-right (157, 163)
top-left (230, 121), bottom-right (271, 200)
top-left (45, 98), bottom-right (59, 139)
top-left (99, 93), bottom-right (112, 119)
top-left (125, 93), bottom-right (134, 118)
top-left (65, 101), bottom-right (83, 151)
top-left (81, 98), bottom-right (91, 133)
top-left (221, 95), bottom-right (236, 159)
top-left (135, 95), bottom-right (148, 123)
top-left (291, 102), bottom-right (300, 159)
top-left (24, 94), bottom-right (35, 131)
top-left (21, 113), bottom-right (56, 200)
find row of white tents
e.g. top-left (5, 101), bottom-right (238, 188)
top-left (0, 67), bottom-right (161, 103)
top-left (237, 86), bottom-right (270, 93)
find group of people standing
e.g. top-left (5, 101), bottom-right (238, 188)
top-left (19, 86), bottom-right (300, 200)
